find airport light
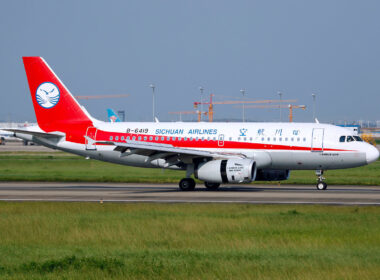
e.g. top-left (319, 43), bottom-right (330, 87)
top-left (150, 84), bottom-right (155, 121)
top-left (278, 91), bottom-right (283, 122)
top-left (240, 89), bottom-right (246, 122)
top-left (199, 86), bottom-right (204, 121)
top-left (312, 93), bottom-right (316, 121)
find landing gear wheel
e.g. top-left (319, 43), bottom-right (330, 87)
top-left (179, 178), bottom-right (196, 191)
top-left (316, 182), bottom-right (327, 190)
top-left (315, 170), bottom-right (327, 190)
top-left (204, 182), bottom-right (220, 190)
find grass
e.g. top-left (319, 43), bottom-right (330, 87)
top-left (0, 202), bottom-right (378, 279)
top-left (0, 152), bottom-right (379, 185)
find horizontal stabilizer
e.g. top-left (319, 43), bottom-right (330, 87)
top-left (3, 129), bottom-right (64, 139)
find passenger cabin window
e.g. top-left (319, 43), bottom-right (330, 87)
top-left (339, 136), bottom-right (346, 142)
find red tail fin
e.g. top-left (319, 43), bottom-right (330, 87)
top-left (22, 57), bottom-right (92, 132)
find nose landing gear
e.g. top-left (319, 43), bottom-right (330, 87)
top-left (315, 170), bottom-right (327, 190)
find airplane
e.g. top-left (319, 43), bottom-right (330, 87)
top-left (5, 57), bottom-right (379, 191)
top-left (107, 109), bottom-right (121, 123)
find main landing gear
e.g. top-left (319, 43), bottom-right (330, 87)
top-left (179, 178), bottom-right (196, 191)
top-left (315, 170), bottom-right (327, 190)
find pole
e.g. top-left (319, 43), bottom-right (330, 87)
top-left (199, 87), bottom-right (204, 121)
top-left (311, 93), bottom-right (316, 121)
top-left (150, 84), bottom-right (155, 121)
top-left (240, 89), bottom-right (246, 122)
top-left (278, 91), bottom-right (283, 122)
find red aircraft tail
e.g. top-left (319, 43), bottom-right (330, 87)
top-left (22, 57), bottom-right (92, 132)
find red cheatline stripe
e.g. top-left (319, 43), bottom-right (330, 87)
top-left (87, 130), bottom-right (354, 152)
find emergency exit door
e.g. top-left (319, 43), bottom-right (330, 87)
top-left (218, 134), bottom-right (224, 147)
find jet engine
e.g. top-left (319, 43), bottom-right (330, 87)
top-left (255, 169), bottom-right (290, 181)
top-left (195, 159), bottom-right (256, 183)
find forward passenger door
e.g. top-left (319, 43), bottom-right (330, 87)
top-left (311, 128), bottom-right (324, 152)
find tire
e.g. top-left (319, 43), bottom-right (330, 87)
top-left (204, 182), bottom-right (220, 190)
top-left (316, 182), bottom-right (327, 190)
top-left (179, 178), bottom-right (196, 191)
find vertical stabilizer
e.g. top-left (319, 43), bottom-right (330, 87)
top-left (22, 57), bottom-right (92, 132)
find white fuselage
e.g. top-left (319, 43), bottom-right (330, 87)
top-left (19, 121), bottom-right (379, 172)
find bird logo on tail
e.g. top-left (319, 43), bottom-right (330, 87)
top-left (36, 82), bottom-right (60, 108)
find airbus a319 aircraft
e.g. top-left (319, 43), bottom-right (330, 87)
top-left (7, 57), bottom-right (379, 191)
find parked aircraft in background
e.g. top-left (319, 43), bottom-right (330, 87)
top-left (107, 109), bottom-right (121, 123)
top-left (5, 57), bottom-right (379, 191)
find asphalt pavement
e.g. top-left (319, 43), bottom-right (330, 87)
top-left (0, 182), bottom-right (379, 205)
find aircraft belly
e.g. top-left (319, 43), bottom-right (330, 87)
top-left (268, 151), bottom-right (295, 169)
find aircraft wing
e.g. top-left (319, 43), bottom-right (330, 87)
top-left (90, 137), bottom-right (246, 167)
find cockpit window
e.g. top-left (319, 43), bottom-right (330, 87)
top-left (346, 136), bottom-right (354, 142)
top-left (353, 136), bottom-right (363, 142)
top-left (339, 136), bottom-right (346, 142)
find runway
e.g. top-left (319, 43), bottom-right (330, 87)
top-left (0, 182), bottom-right (379, 205)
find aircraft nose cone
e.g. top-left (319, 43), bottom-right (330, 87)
top-left (366, 145), bottom-right (379, 164)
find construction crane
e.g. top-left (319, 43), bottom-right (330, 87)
top-left (240, 104), bottom-right (306, 122)
top-left (193, 94), bottom-right (298, 122)
top-left (168, 111), bottom-right (207, 122)
top-left (74, 94), bottom-right (130, 100)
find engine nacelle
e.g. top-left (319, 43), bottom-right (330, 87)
top-left (195, 159), bottom-right (256, 183)
top-left (255, 169), bottom-right (290, 181)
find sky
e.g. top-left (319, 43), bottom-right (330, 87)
top-left (1, 0), bottom-right (380, 123)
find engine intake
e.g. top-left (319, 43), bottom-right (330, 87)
top-left (195, 159), bottom-right (256, 183)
